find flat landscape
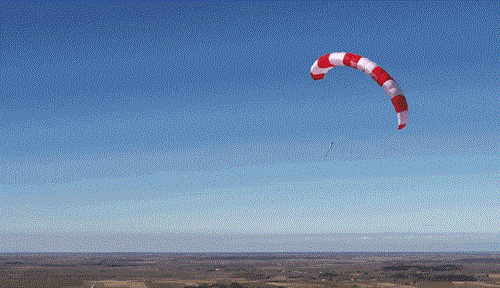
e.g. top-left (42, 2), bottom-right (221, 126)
top-left (1, 252), bottom-right (499, 288)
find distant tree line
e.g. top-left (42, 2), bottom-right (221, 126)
top-left (388, 272), bottom-right (477, 282)
top-left (381, 264), bottom-right (461, 272)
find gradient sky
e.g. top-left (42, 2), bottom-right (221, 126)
top-left (1, 1), bottom-right (499, 252)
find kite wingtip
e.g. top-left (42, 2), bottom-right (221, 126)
top-left (310, 72), bottom-right (324, 80)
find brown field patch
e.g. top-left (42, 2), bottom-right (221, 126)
top-left (98, 280), bottom-right (148, 288)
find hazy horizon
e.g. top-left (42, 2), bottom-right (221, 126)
top-left (2, 232), bottom-right (499, 253)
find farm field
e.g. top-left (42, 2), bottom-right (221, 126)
top-left (1, 252), bottom-right (499, 288)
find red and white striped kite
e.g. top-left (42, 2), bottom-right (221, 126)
top-left (310, 52), bottom-right (408, 129)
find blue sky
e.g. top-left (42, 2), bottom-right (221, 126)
top-left (1, 1), bottom-right (499, 252)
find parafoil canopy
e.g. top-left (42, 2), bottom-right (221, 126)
top-left (310, 52), bottom-right (408, 129)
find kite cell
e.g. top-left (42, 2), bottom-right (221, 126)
top-left (310, 52), bottom-right (408, 129)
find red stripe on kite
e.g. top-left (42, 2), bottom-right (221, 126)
top-left (377, 71), bottom-right (392, 86)
top-left (317, 54), bottom-right (333, 68)
top-left (398, 124), bottom-right (406, 130)
top-left (310, 72), bottom-right (325, 80)
top-left (391, 95), bottom-right (408, 113)
top-left (343, 53), bottom-right (362, 68)
top-left (371, 66), bottom-right (392, 86)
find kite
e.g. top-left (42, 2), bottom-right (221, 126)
top-left (310, 52), bottom-right (408, 129)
